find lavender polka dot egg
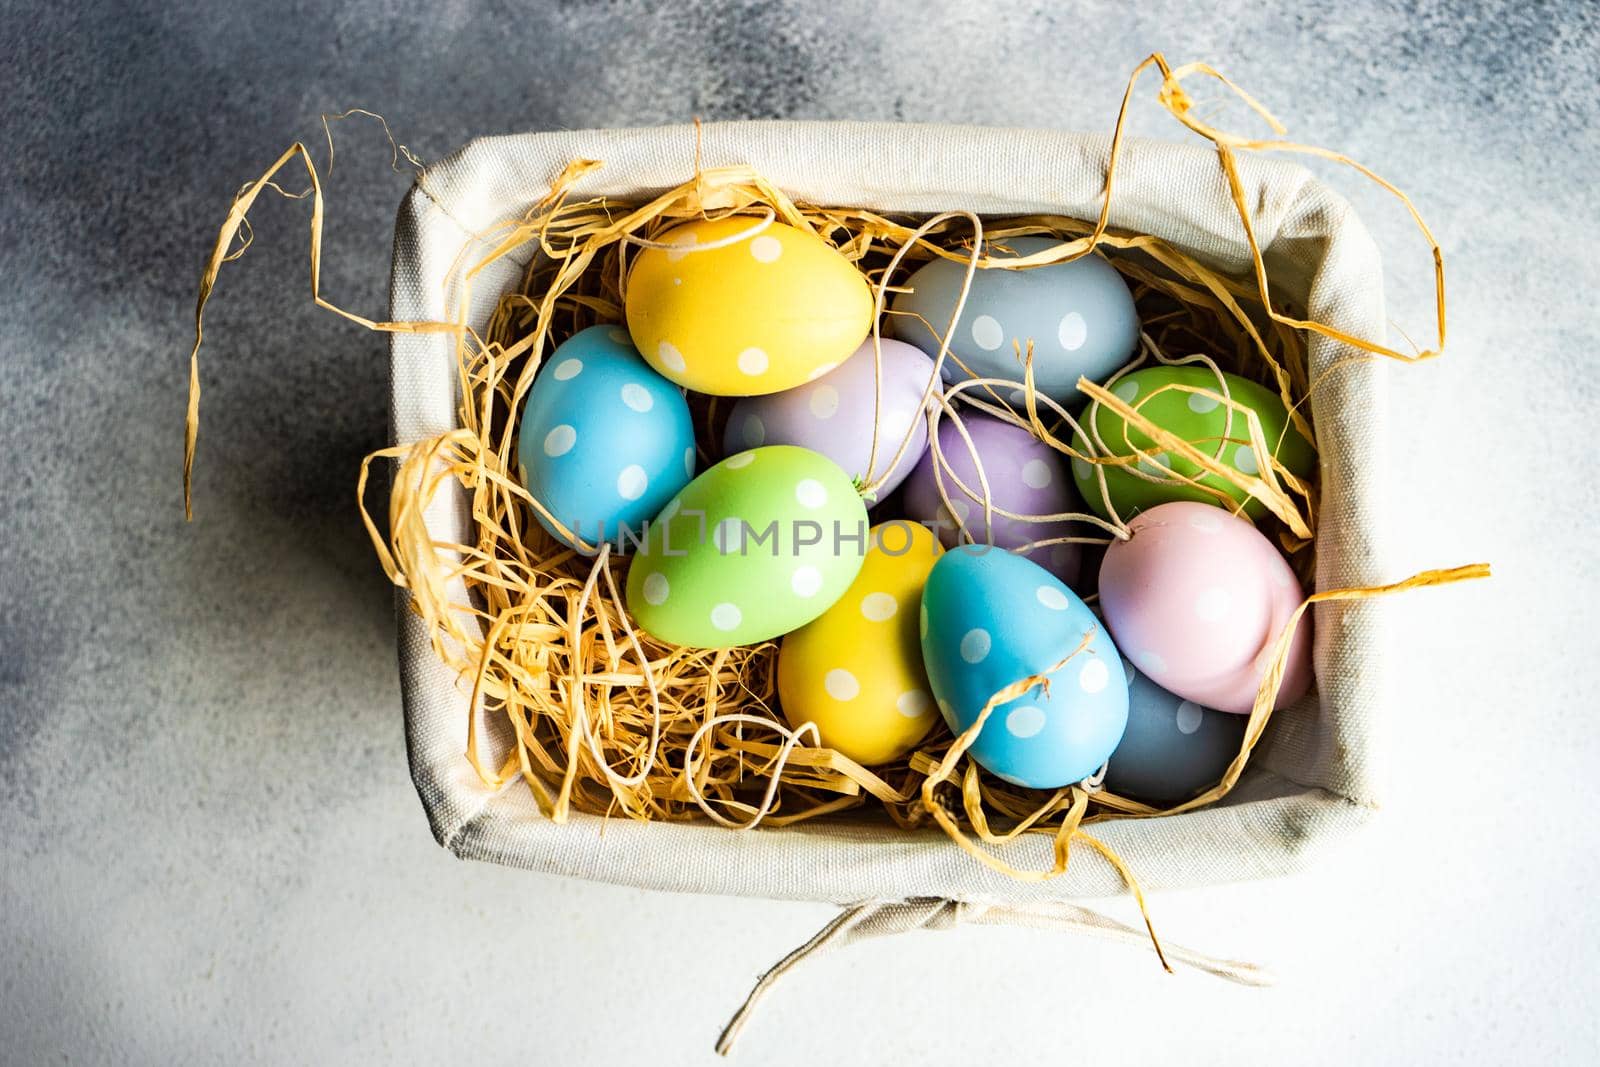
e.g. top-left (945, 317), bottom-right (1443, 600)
top-left (891, 235), bottom-right (1139, 407)
top-left (1098, 501), bottom-right (1312, 714)
top-left (920, 545), bottom-right (1128, 789)
top-left (902, 410), bottom-right (1081, 583)
top-left (723, 337), bottom-right (937, 500)
top-left (517, 325), bottom-right (696, 551)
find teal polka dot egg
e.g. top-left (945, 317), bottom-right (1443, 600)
top-left (517, 325), bottom-right (696, 551)
top-left (891, 235), bottom-right (1138, 407)
top-left (920, 546), bottom-right (1128, 788)
top-left (625, 445), bottom-right (869, 648)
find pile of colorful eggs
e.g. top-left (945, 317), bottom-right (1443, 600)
top-left (515, 215), bottom-right (1317, 804)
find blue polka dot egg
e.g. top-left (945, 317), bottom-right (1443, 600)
top-left (517, 325), bottom-right (696, 551)
top-left (1103, 666), bottom-right (1244, 804)
top-left (891, 235), bottom-right (1138, 408)
top-left (920, 546), bottom-right (1128, 789)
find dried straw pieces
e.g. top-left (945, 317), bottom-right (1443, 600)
top-left (186, 57), bottom-right (1485, 893)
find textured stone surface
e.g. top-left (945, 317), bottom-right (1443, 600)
top-left (2, 1), bottom-right (1596, 1062)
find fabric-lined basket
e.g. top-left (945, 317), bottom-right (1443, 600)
top-left (391, 120), bottom-right (1389, 908)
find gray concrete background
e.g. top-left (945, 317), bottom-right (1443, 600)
top-left (3, 1), bottom-right (1596, 1063)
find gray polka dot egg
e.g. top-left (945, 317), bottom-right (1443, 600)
top-left (1103, 664), bottom-right (1245, 804)
top-left (891, 236), bottom-right (1139, 407)
top-left (920, 545), bottom-right (1128, 789)
top-left (517, 325), bottom-right (696, 551)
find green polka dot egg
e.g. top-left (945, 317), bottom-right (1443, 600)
top-left (625, 445), bottom-right (869, 648)
top-left (1071, 365), bottom-right (1316, 521)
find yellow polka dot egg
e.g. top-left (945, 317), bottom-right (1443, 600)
top-left (777, 522), bottom-right (943, 766)
top-left (625, 217), bottom-right (874, 396)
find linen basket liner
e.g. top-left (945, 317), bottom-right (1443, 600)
top-left (391, 121), bottom-right (1391, 907)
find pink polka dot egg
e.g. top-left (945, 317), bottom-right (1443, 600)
top-left (920, 545), bottom-right (1128, 789)
top-left (1098, 502), bottom-right (1312, 715)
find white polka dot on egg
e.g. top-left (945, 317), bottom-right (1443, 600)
top-left (641, 572), bottom-right (670, 606)
top-left (896, 690), bottom-right (932, 718)
top-left (1072, 456), bottom-right (1093, 482)
top-left (553, 358), bottom-right (583, 380)
top-left (683, 447), bottom-right (695, 478)
top-left (737, 347), bottom-right (769, 376)
top-left (1005, 705), bottom-right (1046, 738)
top-left (1021, 458), bottom-right (1053, 489)
top-left (1188, 509), bottom-right (1224, 533)
top-left (795, 479), bottom-right (827, 509)
top-left (1078, 658), bottom-right (1109, 694)
top-left (749, 234), bottom-right (783, 263)
top-left (620, 383), bottom-right (653, 412)
top-left (607, 328), bottom-right (631, 346)
top-left (1175, 701), bottom-right (1204, 734)
top-left (1141, 650), bottom-right (1169, 676)
top-left (1057, 311), bottom-right (1087, 351)
top-left (971, 315), bottom-right (1004, 351)
top-left (809, 385), bottom-right (840, 420)
top-left (919, 602), bottom-right (928, 639)
top-left (725, 450), bottom-right (756, 470)
top-left (960, 628), bottom-right (991, 664)
top-left (740, 416), bottom-right (765, 448)
top-left (1113, 379), bottom-right (1139, 403)
top-left (860, 592), bottom-right (898, 622)
top-left (713, 517), bottom-right (745, 554)
top-left (1234, 445), bottom-right (1260, 475)
top-left (543, 425), bottom-right (577, 457)
top-left (657, 341), bottom-right (687, 373)
top-left (1194, 587), bottom-right (1232, 622)
top-left (806, 362), bottom-right (839, 382)
top-left (1187, 391), bottom-right (1220, 414)
top-left (616, 465), bottom-right (648, 501)
top-left (710, 602), bottom-right (742, 631)
top-left (1137, 452), bottom-right (1171, 476)
top-left (791, 565), bottom-right (822, 598)
top-left (1035, 585), bottom-right (1070, 611)
top-left (824, 668), bottom-right (860, 701)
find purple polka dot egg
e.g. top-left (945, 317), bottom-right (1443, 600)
top-left (901, 409), bottom-right (1082, 583)
top-left (920, 545), bottom-right (1128, 789)
top-left (517, 325), bottom-right (696, 552)
top-left (723, 337), bottom-right (937, 500)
